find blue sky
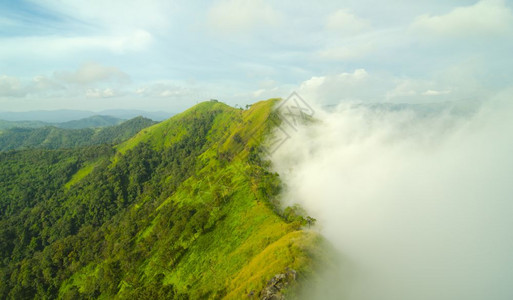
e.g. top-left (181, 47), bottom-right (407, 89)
top-left (0, 0), bottom-right (512, 112)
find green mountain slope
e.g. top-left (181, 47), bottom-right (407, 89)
top-left (0, 116), bottom-right (156, 151)
top-left (0, 99), bottom-right (326, 299)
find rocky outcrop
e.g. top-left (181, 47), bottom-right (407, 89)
top-left (257, 268), bottom-right (297, 300)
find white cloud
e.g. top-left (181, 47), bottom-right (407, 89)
top-left (385, 79), bottom-right (453, 101)
top-left (207, 0), bottom-right (282, 35)
top-left (316, 10), bottom-right (374, 61)
top-left (411, 0), bottom-right (513, 38)
top-left (272, 89), bottom-right (513, 300)
top-left (28, 0), bottom-right (175, 33)
top-left (325, 9), bottom-right (372, 36)
top-left (86, 88), bottom-right (118, 98)
top-left (0, 63), bottom-right (130, 100)
top-left (316, 41), bottom-right (375, 61)
top-left (107, 29), bottom-right (153, 53)
top-left (0, 75), bottom-right (25, 97)
top-left (0, 30), bottom-right (153, 60)
top-left (386, 80), bottom-right (417, 99)
top-left (31, 76), bottom-right (64, 93)
top-left (248, 86), bottom-right (288, 100)
top-left (68, 29), bottom-right (153, 53)
top-left (0, 75), bottom-right (64, 97)
top-left (54, 62), bottom-right (130, 85)
top-left (135, 81), bottom-right (207, 100)
top-left (315, 27), bottom-right (407, 62)
top-left (298, 69), bottom-right (390, 104)
top-left (297, 66), bottom-right (488, 105)
top-left (423, 89), bottom-right (451, 96)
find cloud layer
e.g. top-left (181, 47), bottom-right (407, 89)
top-left (271, 89), bottom-right (513, 300)
top-left (411, 0), bottom-right (513, 38)
top-left (54, 62), bottom-right (130, 85)
top-left (207, 0), bottom-right (282, 35)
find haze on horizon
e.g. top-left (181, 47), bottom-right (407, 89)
top-left (1, 0), bottom-right (512, 112)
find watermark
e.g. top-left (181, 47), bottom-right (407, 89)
top-left (265, 91), bottom-right (314, 154)
top-left (233, 91), bottom-right (314, 158)
top-left (275, 91), bottom-right (315, 133)
top-left (226, 92), bottom-right (314, 181)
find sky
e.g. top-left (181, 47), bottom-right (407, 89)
top-left (0, 0), bottom-right (512, 112)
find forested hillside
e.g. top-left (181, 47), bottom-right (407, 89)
top-left (0, 99), bottom-right (325, 299)
top-left (0, 117), bottom-right (156, 151)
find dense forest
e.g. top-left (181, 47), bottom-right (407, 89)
top-left (0, 116), bottom-right (156, 151)
top-left (0, 100), bottom-right (325, 299)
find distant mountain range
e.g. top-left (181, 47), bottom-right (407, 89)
top-left (0, 109), bottom-right (173, 123)
top-left (0, 115), bottom-right (124, 131)
top-left (0, 116), bottom-right (157, 151)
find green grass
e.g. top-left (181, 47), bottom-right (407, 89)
top-left (64, 162), bottom-right (98, 189)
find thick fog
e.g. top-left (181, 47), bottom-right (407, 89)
top-left (271, 90), bottom-right (513, 300)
